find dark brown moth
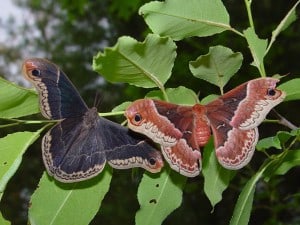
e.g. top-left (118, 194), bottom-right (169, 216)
top-left (125, 78), bottom-right (286, 177)
top-left (22, 58), bottom-right (163, 183)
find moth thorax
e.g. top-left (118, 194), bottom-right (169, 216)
top-left (83, 107), bottom-right (99, 127)
top-left (192, 104), bottom-right (206, 114)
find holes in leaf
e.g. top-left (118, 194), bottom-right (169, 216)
top-left (149, 199), bottom-right (157, 204)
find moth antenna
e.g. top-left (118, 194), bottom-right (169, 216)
top-left (195, 90), bottom-right (201, 103)
top-left (94, 91), bottom-right (103, 109)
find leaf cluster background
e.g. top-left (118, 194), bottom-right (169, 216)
top-left (0, 0), bottom-right (300, 225)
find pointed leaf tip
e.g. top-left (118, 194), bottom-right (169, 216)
top-left (189, 45), bottom-right (243, 89)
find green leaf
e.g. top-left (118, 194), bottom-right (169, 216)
top-left (277, 130), bottom-right (300, 145)
top-left (265, 0), bottom-right (300, 55)
top-left (272, 150), bottom-right (300, 176)
top-left (189, 46), bottom-right (243, 90)
top-left (289, 128), bottom-right (300, 136)
top-left (230, 160), bottom-right (277, 225)
top-left (146, 86), bottom-right (198, 104)
top-left (256, 130), bottom-right (300, 180)
top-left (111, 101), bottom-right (132, 112)
top-left (139, 0), bottom-right (230, 40)
top-left (0, 211), bottom-right (10, 225)
top-left (229, 178), bottom-right (255, 225)
top-left (256, 136), bottom-right (281, 151)
top-left (135, 169), bottom-right (185, 225)
top-left (243, 28), bottom-right (267, 75)
top-left (257, 129), bottom-right (300, 151)
top-left (0, 77), bottom-right (39, 118)
top-left (29, 169), bottom-right (112, 225)
top-left (114, 87), bottom-right (197, 117)
top-left (278, 78), bottom-right (300, 101)
top-left (202, 139), bottom-right (236, 208)
top-left (0, 130), bottom-right (41, 201)
top-left (200, 94), bottom-right (219, 105)
top-left (93, 34), bottom-right (177, 88)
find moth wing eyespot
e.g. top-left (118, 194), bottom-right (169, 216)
top-left (31, 69), bottom-right (41, 77)
top-left (267, 88), bottom-right (277, 96)
top-left (149, 157), bottom-right (156, 165)
top-left (134, 113), bottom-right (142, 122)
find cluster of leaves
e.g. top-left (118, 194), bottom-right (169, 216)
top-left (1, 0), bottom-right (300, 225)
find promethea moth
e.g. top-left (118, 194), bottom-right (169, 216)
top-left (22, 58), bottom-right (163, 183)
top-left (125, 78), bottom-right (286, 177)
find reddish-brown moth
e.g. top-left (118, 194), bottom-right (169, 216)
top-left (125, 78), bottom-right (286, 177)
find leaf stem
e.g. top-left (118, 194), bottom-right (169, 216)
top-left (229, 27), bottom-right (244, 37)
top-left (143, 71), bottom-right (168, 101)
top-left (286, 136), bottom-right (299, 152)
top-left (0, 117), bottom-right (55, 125)
top-left (161, 87), bottom-right (169, 102)
top-left (244, 0), bottom-right (266, 77)
top-left (264, 0), bottom-right (300, 56)
top-left (99, 111), bottom-right (125, 117)
top-left (139, 70), bottom-right (169, 101)
top-left (1, 111), bottom-right (129, 125)
top-left (244, 0), bottom-right (255, 29)
top-left (271, 109), bottom-right (298, 130)
top-left (0, 122), bottom-right (20, 128)
top-left (259, 65), bottom-right (266, 77)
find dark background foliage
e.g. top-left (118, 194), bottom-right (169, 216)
top-left (0, 0), bottom-right (299, 224)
